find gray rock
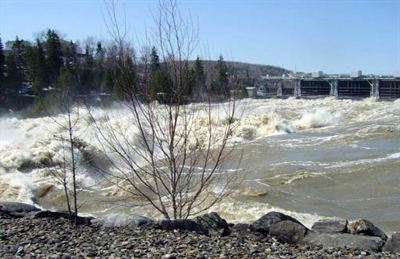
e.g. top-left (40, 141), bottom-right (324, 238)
top-left (156, 219), bottom-right (208, 235)
top-left (347, 219), bottom-right (387, 240)
top-left (382, 232), bottom-right (400, 253)
top-left (269, 220), bottom-right (308, 244)
top-left (232, 223), bottom-right (258, 234)
top-left (252, 211), bottom-right (303, 235)
top-left (302, 232), bottom-right (384, 252)
top-left (311, 218), bottom-right (348, 233)
top-left (0, 202), bottom-right (40, 217)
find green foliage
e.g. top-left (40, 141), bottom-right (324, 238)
top-left (26, 39), bottom-right (49, 94)
top-left (45, 29), bottom-right (63, 85)
top-left (4, 52), bottom-right (21, 94)
top-left (240, 87), bottom-right (249, 98)
top-left (182, 62), bottom-right (195, 99)
top-left (194, 56), bottom-right (205, 100)
top-left (212, 55), bottom-right (229, 98)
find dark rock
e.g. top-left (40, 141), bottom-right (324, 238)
top-left (382, 232), bottom-right (400, 253)
top-left (156, 219), bottom-right (208, 235)
top-left (252, 211), bottom-right (303, 235)
top-left (311, 218), bottom-right (348, 233)
top-left (0, 202), bottom-right (40, 217)
top-left (302, 232), bottom-right (384, 252)
top-left (232, 223), bottom-right (258, 234)
top-left (194, 212), bottom-right (229, 236)
top-left (32, 210), bottom-right (93, 224)
top-left (269, 220), bottom-right (308, 244)
top-left (347, 219), bottom-right (387, 240)
top-left (195, 212), bottom-right (228, 230)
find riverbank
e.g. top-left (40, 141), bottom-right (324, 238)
top-left (1, 202), bottom-right (400, 258)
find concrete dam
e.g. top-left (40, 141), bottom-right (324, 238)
top-left (252, 74), bottom-right (400, 99)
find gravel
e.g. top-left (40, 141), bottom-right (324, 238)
top-left (1, 213), bottom-right (398, 258)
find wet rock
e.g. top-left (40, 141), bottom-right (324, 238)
top-left (252, 211), bottom-right (303, 235)
top-left (194, 212), bottom-right (229, 236)
top-left (231, 223), bottom-right (257, 234)
top-left (347, 218), bottom-right (387, 240)
top-left (269, 220), bottom-right (308, 244)
top-left (156, 219), bottom-right (208, 235)
top-left (383, 232), bottom-right (400, 253)
top-left (0, 201), bottom-right (40, 217)
top-left (311, 218), bottom-right (348, 233)
top-left (302, 232), bottom-right (384, 252)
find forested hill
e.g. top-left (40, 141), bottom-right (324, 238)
top-left (194, 60), bottom-right (291, 80)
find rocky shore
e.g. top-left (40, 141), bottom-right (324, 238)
top-left (1, 202), bottom-right (400, 258)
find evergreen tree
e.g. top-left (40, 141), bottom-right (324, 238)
top-left (61, 41), bottom-right (80, 95)
top-left (45, 29), bottom-right (63, 85)
top-left (64, 41), bottom-right (78, 71)
top-left (11, 37), bottom-right (28, 86)
top-left (150, 47), bottom-right (161, 100)
top-left (79, 44), bottom-right (94, 94)
top-left (182, 62), bottom-right (195, 99)
top-left (193, 56), bottom-right (205, 101)
top-left (93, 42), bottom-right (105, 91)
top-left (4, 53), bottom-right (21, 94)
top-left (0, 37), bottom-right (5, 93)
top-left (28, 39), bottom-right (49, 94)
top-left (101, 68), bottom-right (114, 93)
top-left (113, 55), bottom-right (136, 99)
top-left (212, 55), bottom-right (229, 98)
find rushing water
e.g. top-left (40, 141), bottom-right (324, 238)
top-left (0, 98), bottom-right (399, 232)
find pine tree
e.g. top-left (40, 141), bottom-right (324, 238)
top-left (64, 41), bottom-right (78, 71)
top-left (11, 37), bottom-right (28, 86)
top-left (4, 53), bottom-right (21, 94)
top-left (93, 42), bottom-right (105, 92)
top-left (150, 47), bottom-right (161, 100)
top-left (182, 62), bottom-right (195, 99)
top-left (45, 29), bottom-right (63, 86)
top-left (0, 37), bottom-right (5, 93)
top-left (212, 55), bottom-right (229, 98)
top-left (79, 44), bottom-right (94, 94)
top-left (28, 39), bottom-right (49, 94)
top-left (193, 56), bottom-right (205, 101)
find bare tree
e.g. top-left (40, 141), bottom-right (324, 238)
top-left (46, 86), bottom-right (82, 226)
top-left (93, 0), bottom-right (239, 220)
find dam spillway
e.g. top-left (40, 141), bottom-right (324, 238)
top-left (257, 76), bottom-right (400, 99)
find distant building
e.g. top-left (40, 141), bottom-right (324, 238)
top-left (351, 70), bottom-right (362, 78)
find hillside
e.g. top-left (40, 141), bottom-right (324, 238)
top-left (191, 60), bottom-right (291, 84)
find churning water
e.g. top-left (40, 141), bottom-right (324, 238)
top-left (0, 98), bottom-right (399, 232)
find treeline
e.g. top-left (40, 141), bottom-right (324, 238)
top-left (0, 29), bottom-right (248, 114)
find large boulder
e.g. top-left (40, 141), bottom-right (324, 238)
top-left (252, 211), bottom-right (303, 235)
top-left (383, 232), bottom-right (400, 253)
top-left (302, 232), bottom-right (384, 252)
top-left (32, 210), bottom-right (94, 224)
top-left (311, 218), bottom-right (348, 233)
top-left (0, 201), bottom-right (40, 217)
top-left (347, 219), bottom-right (387, 240)
top-left (194, 212), bottom-right (229, 236)
top-left (269, 220), bottom-right (308, 244)
top-left (156, 219), bottom-right (208, 235)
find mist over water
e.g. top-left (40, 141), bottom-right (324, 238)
top-left (0, 98), bottom-right (399, 232)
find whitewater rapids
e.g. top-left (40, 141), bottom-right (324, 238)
top-left (0, 97), bottom-right (399, 231)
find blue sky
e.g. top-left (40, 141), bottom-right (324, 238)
top-left (1, 0), bottom-right (399, 74)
